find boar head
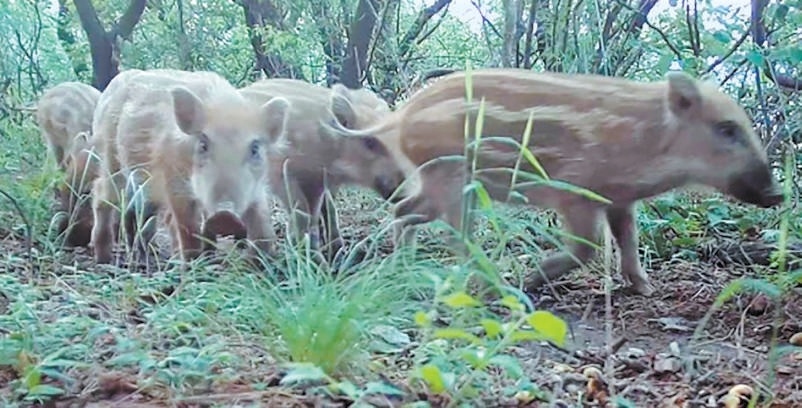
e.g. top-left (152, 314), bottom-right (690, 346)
top-left (663, 71), bottom-right (783, 208)
top-left (327, 84), bottom-right (404, 201)
top-left (171, 86), bottom-right (290, 237)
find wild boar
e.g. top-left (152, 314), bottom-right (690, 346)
top-left (36, 81), bottom-right (103, 247)
top-left (320, 68), bottom-right (783, 296)
top-left (90, 68), bottom-right (290, 264)
top-left (239, 78), bottom-right (401, 259)
top-left (37, 81), bottom-right (100, 169)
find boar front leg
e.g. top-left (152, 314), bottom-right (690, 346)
top-left (524, 205), bottom-right (602, 292)
top-left (606, 204), bottom-right (654, 296)
top-left (274, 174), bottom-right (317, 249)
top-left (392, 159), bottom-right (472, 254)
top-left (166, 194), bottom-right (203, 262)
top-left (91, 173), bottom-right (125, 264)
top-left (241, 199), bottom-right (278, 258)
top-left (313, 187), bottom-right (344, 261)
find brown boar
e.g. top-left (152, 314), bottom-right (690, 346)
top-left (321, 68), bottom-right (783, 296)
top-left (36, 81), bottom-right (103, 247)
top-left (90, 68), bottom-right (290, 264)
top-left (239, 78), bottom-right (401, 258)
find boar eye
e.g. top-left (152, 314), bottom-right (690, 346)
top-left (714, 121), bottom-right (740, 141)
top-left (249, 140), bottom-right (262, 160)
top-left (362, 137), bottom-right (383, 154)
top-left (197, 133), bottom-right (210, 155)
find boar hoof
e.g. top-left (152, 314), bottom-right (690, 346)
top-left (627, 280), bottom-right (656, 297)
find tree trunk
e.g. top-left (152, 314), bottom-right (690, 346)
top-left (72, 0), bottom-right (146, 90)
top-left (238, 0), bottom-right (299, 80)
top-left (339, 0), bottom-right (382, 88)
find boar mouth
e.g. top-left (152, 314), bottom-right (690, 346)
top-left (375, 178), bottom-right (403, 203)
top-left (203, 210), bottom-right (247, 240)
top-left (727, 164), bottom-right (784, 208)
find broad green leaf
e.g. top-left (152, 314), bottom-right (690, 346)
top-left (460, 349), bottom-right (485, 369)
top-left (745, 50), bottom-right (765, 67)
top-left (526, 311), bottom-right (568, 347)
top-left (414, 311), bottom-right (432, 327)
top-left (481, 318), bottom-right (503, 338)
top-left (330, 380), bottom-right (360, 399)
top-left (433, 328), bottom-right (482, 344)
top-left (712, 31), bottom-right (731, 43)
top-left (27, 384), bottom-right (64, 397)
top-left (279, 363), bottom-right (327, 386)
top-left (419, 364), bottom-right (446, 393)
top-left (488, 354), bottom-right (524, 377)
top-left (500, 295), bottom-right (525, 312)
top-left (440, 291), bottom-right (481, 308)
top-left (24, 367), bottom-right (41, 390)
top-left (509, 329), bottom-right (546, 343)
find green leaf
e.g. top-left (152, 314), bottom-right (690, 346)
top-left (488, 354), bottom-right (524, 377)
top-left (440, 291), bottom-right (481, 308)
top-left (480, 318), bottom-right (503, 338)
top-left (712, 31), bottom-right (731, 43)
top-left (789, 48), bottom-right (802, 64)
top-left (414, 311), bottom-right (432, 327)
top-left (433, 328), bottom-right (482, 344)
top-left (509, 329), bottom-right (547, 343)
top-left (24, 367), bottom-right (41, 390)
top-left (330, 380), bottom-right (360, 399)
top-left (526, 311), bottom-right (568, 347)
top-left (27, 384), bottom-right (64, 397)
top-left (460, 349), bottom-right (486, 369)
top-left (279, 363), bottom-right (328, 386)
top-left (419, 364), bottom-right (446, 393)
top-left (500, 295), bottom-right (525, 312)
top-left (773, 4), bottom-right (789, 22)
top-left (745, 50), bottom-right (765, 67)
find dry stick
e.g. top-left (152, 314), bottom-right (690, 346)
top-left (602, 222), bottom-right (616, 403)
top-left (0, 187), bottom-right (33, 275)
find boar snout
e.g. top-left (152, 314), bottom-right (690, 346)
top-left (203, 208), bottom-right (247, 240)
top-left (727, 161), bottom-right (784, 208)
top-left (375, 176), bottom-right (404, 203)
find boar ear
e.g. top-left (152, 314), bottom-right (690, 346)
top-left (330, 84), bottom-right (357, 128)
top-left (171, 86), bottom-right (206, 135)
top-left (665, 71), bottom-right (702, 117)
top-left (260, 96), bottom-right (290, 142)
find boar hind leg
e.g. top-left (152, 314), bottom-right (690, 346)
top-left (525, 205), bottom-right (602, 292)
top-left (123, 200), bottom-right (160, 259)
top-left (606, 205), bottom-right (654, 296)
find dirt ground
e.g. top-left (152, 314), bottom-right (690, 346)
top-left (1, 192), bottom-right (801, 408)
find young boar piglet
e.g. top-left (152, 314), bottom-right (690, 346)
top-left (91, 69), bottom-right (290, 264)
top-left (36, 81), bottom-right (104, 247)
top-left (321, 68), bottom-right (783, 296)
top-left (239, 78), bottom-right (401, 259)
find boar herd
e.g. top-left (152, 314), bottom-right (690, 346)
top-left (36, 67), bottom-right (782, 296)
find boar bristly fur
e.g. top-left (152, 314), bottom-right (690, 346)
top-left (320, 68), bottom-right (783, 296)
top-left (36, 81), bottom-right (103, 247)
top-left (239, 78), bottom-right (400, 257)
top-left (91, 69), bottom-right (289, 264)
